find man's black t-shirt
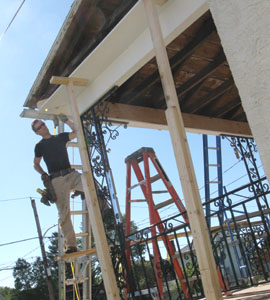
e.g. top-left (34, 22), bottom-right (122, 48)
top-left (34, 133), bottom-right (71, 174)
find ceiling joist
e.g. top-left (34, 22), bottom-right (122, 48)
top-left (103, 102), bottom-right (252, 137)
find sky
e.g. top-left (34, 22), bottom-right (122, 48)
top-left (0, 0), bottom-right (265, 290)
top-left (0, 0), bottom-right (75, 288)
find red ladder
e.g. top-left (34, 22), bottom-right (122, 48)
top-left (125, 147), bottom-right (190, 299)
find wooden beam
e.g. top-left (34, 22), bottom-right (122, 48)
top-left (215, 96), bottom-right (240, 118)
top-left (20, 108), bottom-right (56, 121)
top-left (21, 102), bottom-right (252, 137)
top-left (105, 102), bottom-right (252, 137)
top-left (57, 248), bottom-right (97, 261)
top-left (143, 1), bottom-right (223, 299)
top-left (64, 79), bottom-right (120, 300)
top-left (176, 49), bottom-right (226, 97)
top-left (50, 76), bottom-right (89, 86)
top-left (186, 77), bottom-right (234, 113)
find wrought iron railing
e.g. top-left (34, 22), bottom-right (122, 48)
top-left (79, 103), bottom-right (270, 300)
top-left (121, 176), bottom-right (270, 299)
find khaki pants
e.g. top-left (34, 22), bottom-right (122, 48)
top-left (51, 170), bottom-right (83, 249)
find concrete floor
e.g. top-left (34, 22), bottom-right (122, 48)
top-left (223, 282), bottom-right (270, 300)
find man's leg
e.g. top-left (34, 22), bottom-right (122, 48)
top-left (70, 170), bottom-right (84, 192)
top-left (52, 176), bottom-right (77, 250)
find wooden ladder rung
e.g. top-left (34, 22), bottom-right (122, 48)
top-left (65, 277), bottom-right (89, 285)
top-left (71, 164), bottom-right (83, 170)
top-left (58, 245), bottom-right (114, 261)
top-left (75, 232), bottom-right (89, 237)
top-left (70, 210), bottom-right (88, 215)
top-left (67, 142), bottom-right (78, 148)
top-left (57, 249), bottom-right (97, 261)
top-left (154, 198), bottom-right (174, 210)
top-left (152, 190), bottom-right (168, 194)
top-left (129, 174), bottom-right (160, 191)
top-left (131, 199), bottom-right (147, 202)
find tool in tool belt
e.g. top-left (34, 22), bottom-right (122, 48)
top-left (41, 173), bottom-right (57, 203)
top-left (37, 188), bottom-right (52, 206)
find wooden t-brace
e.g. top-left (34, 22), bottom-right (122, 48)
top-left (50, 75), bottom-right (121, 300)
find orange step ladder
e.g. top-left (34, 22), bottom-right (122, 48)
top-left (125, 147), bottom-right (190, 299)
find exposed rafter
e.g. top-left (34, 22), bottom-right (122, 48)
top-left (118, 16), bottom-right (216, 106)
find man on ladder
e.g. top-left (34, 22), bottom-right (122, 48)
top-left (32, 115), bottom-right (83, 254)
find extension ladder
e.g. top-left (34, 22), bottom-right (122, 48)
top-left (203, 135), bottom-right (230, 293)
top-left (125, 147), bottom-right (190, 299)
top-left (58, 139), bottom-right (92, 300)
top-left (203, 135), bottom-right (224, 227)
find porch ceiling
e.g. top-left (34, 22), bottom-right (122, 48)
top-left (22, 0), bottom-right (252, 137)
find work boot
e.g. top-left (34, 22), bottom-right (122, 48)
top-left (65, 246), bottom-right (78, 254)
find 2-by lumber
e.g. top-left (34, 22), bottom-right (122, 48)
top-left (50, 76), bottom-right (89, 86)
top-left (142, 1), bottom-right (222, 299)
top-left (104, 102), bottom-right (252, 137)
top-left (51, 75), bottom-right (120, 300)
top-left (20, 104), bottom-right (252, 138)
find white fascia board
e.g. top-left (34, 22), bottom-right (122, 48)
top-left (38, 0), bottom-right (208, 116)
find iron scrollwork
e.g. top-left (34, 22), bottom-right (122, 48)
top-left (81, 96), bottom-right (132, 299)
top-left (225, 136), bottom-right (270, 208)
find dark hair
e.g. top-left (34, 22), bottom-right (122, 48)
top-left (31, 119), bottom-right (40, 131)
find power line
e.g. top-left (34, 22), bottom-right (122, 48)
top-left (0, 236), bottom-right (52, 247)
top-left (0, 239), bottom-right (52, 273)
top-left (0, 267), bottom-right (16, 271)
top-left (0, 0), bottom-right (26, 41)
top-left (0, 237), bottom-right (38, 247)
top-left (0, 196), bottom-right (38, 202)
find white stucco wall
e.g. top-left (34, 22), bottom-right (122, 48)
top-left (207, 0), bottom-right (270, 180)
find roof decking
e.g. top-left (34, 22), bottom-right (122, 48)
top-left (23, 0), bottom-right (251, 137)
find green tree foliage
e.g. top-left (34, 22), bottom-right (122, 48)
top-left (13, 258), bottom-right (32, 291)
top-left (11, 233), bottom-right (59, 300)
top-left (0, 286), bottom-right (15, 300)
top-left (10, 216), bottom-right (147, 299)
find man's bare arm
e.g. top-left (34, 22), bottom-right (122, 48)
top-left (58, 114), bottom-right (77, 140)
top-left (34, 156), bottom-right (47, 175)
top-left (65, 119), bottom-right (77, 141)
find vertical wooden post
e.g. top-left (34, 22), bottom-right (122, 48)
top-left (50, 76), bottom-right (120, 300)
top-left (67, 81), bottom-right (120, 300)
top-left (142, 1), bottom-right (223, 299)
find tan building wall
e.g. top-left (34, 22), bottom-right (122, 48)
top-left (207, 0), bottom-right (270, 180)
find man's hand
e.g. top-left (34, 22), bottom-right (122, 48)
top-left (58, 114), bottom-right (69, 123)
top-left (41, 173), bottom-right (49, 182)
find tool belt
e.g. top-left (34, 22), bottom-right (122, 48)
top-left (50, 168), bottom-right (74, 179)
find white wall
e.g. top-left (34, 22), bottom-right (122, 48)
top-left (207, 0), bottom-right (270, 180)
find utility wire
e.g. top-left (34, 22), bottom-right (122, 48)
top-left (0, 0), bottom-right (26, 41)
top-left (0, 267), bottom-right (16, 271)
top-left (0, 236), bottom-right (51, 247)
top-left (0, 196), bottom-right (38, 202)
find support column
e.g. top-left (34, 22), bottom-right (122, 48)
top-left (207, 0), bottom-right (270, 181)
top-left (142, 1), bottom-right (223, 299)
top-left (50, 76), bottom-right (120, 300)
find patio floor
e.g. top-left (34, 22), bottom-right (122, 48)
top-left (223, 282), bottom-right (270, 300)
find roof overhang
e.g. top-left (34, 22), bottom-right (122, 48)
top-left (21, 0), bottom-right (252, 138)
top-left (23, 0), bottom-right (209, 115)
